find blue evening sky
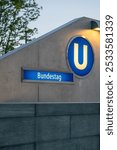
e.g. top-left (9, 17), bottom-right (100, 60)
top-left (30, 0), bottom-right (100, 37)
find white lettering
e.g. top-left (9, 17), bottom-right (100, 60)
top-left (37, 72), bottom-right (62, 81)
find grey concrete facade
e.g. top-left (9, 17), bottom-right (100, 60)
top-left (0, 17), bottom-right (100, 102)
top-left (0, 103), bottom-right (100, 150)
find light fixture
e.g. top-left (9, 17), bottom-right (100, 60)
top-left (91, 21), bottom-right (100, 31)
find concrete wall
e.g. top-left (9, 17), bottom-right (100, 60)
top-left (0, 17), bottom-right (100, 102)
top-left (0, 103), bottom-right (100, 150)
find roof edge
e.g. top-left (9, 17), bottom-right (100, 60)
top-left (0, 17), bottom-right (99, 61)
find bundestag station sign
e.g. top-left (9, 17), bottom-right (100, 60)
top-left (23, 36), bottom-right (94, 83)
top-left (23, 69), bottom-right (74, 83)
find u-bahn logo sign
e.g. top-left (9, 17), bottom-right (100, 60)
top-left (67, 36), bottom-right (94, 77)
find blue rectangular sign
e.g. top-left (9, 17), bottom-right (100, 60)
top-left (23, 69), bottom-right (74, 83)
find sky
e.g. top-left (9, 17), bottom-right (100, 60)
top-left (30, 0), bottom-right (100, 37)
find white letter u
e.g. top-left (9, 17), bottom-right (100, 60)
top-left (74, 43), bottom-right (88, 70)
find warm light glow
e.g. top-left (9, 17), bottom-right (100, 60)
top-left (94, 27), bottom-right (100, 31)
top-left (74, 43), bottom-right (88, 70)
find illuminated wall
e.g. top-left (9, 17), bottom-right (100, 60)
top-left (0, 17), bottom-right (100, 102)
